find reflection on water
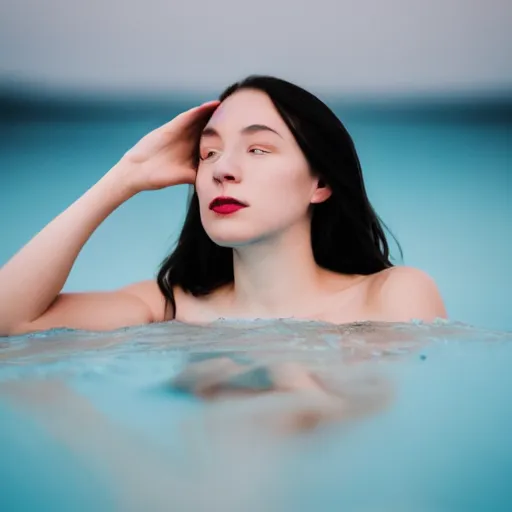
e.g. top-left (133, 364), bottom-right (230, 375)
top-left (1, 319), bottom-right (512, 511)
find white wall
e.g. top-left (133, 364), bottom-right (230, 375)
top-left (1, 0), bottom-right (511, 96)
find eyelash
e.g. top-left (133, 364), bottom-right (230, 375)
top-left (199, 148), bottom-right (269, 161)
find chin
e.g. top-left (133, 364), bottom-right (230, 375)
top-left (208, 234), bottom-right (255, 248)
top-left (205, 226), bottom-right (267, 248)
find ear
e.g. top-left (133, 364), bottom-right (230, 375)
top-left (310, 179), bottom-right (332, 204)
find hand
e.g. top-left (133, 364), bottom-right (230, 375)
top-left (114, 100), bottom-right (220, 194)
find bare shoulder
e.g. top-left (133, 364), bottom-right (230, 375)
top-left (121, 279), bottom-right (170, 322)
top-left (368, 266), bottom-right (447, 323)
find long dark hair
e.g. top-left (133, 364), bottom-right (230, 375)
top-left (157, 75), bottom-right (402, 317)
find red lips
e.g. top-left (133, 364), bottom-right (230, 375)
top-left (209, 196), bottom-right (248, 214)
top-left (212, 204), bottom-right (245, 214)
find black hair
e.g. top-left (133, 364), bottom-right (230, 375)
top-left (157, 75), bottom-right (401, 317)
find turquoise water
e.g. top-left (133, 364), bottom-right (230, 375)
top-left (1, 101), bottom-right (510, 330)
top-left (1, 319), bottom-right (512, 511)
top-left (0, 98), bottom-right (511, 510)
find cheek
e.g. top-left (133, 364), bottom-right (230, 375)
top-left (194, 171), bottom-right (208, 200)
top-left (265, 163), bottom-right (314, 203)
top-left (193, 184), bottom-right (210, 224)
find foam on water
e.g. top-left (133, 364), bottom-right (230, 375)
top-left (1, 319), bottom-right (511, 511)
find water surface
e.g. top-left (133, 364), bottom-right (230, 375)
top-left (1, 319), bottom-right (511, 511)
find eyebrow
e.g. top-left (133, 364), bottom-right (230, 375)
top-left (200, 124), bottom-right (283, 139)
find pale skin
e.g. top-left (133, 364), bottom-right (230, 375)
top-left (0, 88), bottom-right (449, 442)
top-left (0, 89), bottom-right (447, 339)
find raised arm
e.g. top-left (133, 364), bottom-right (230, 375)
top-left (0, 101), bottom-right (219, 336)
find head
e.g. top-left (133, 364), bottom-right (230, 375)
top-left (194, 87), bottom-right (332, 248)
top-left (157, 75), bottom-right (401, 316)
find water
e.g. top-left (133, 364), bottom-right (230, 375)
top-left (1, 319), bottom-right (512, 511)
top-left (1, 97), bottom-right (511, 510)
top-left (0, 100), bottom-right (511, 330)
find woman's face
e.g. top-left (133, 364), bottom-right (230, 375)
top-left (195, 89), bottom-right (330, 247)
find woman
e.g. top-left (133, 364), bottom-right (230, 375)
top-left (0, 75), bottom-right (447, 337)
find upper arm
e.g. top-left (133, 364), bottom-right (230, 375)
top-left (8, 280), bottom-right (169, 336)
top-left (372, 266), bottom-right (448, 323)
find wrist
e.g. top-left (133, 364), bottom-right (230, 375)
top-left (101, 162), bottom-right (139, 203)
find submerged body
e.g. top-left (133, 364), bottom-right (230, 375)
top-left (1, 320), bottom-right (511, 512)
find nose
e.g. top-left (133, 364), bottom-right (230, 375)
top-left (211, 155), bottom-right (241, 184)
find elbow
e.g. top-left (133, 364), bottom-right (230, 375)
top-left (0, 323), bottom-right (29, 337)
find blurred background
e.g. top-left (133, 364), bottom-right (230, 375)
top-left (0, 0), bottom-right (510, 330)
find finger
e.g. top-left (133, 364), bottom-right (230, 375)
top-left (160, 101), bottom-right (220, 133)
top-left (125, 100), bottom-right (219, 159)
top-left (198, 100), bottom-right (221, 108)
top-left (176, 168), bottom-right (198, 186)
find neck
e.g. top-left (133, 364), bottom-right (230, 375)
top-left (229, 220), bottom-right (326, 318)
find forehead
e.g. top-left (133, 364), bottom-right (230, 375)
top-left (207, 89), bottom-right (285, 130)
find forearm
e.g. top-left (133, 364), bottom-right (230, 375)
top-left (0, 165), bottom-right (134, 331)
